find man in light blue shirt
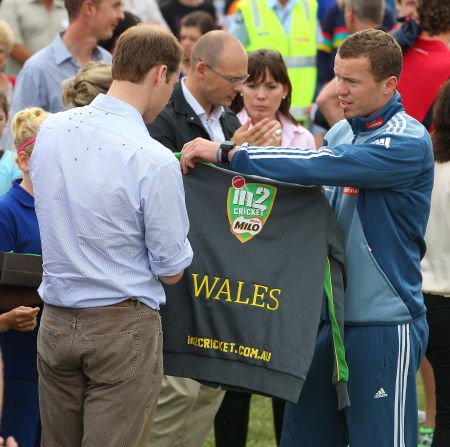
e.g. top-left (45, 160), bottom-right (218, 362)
top-left (8, 0), bottom-right (122, 122)
top-left (30, 25), bottom-right (193, 447)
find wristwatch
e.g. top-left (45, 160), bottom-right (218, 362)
top-left (220, 140), bottom-right (236, 164)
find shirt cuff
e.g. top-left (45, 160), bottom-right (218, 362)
top-left (149, 238), bottom-right (193, 277)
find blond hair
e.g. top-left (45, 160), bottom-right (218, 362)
top-left (0, 20), bottom-right (14, 53)
top-left (11, 108), bottom-right (49, 156)
top-left (63, 61), bottom-right (112, 108)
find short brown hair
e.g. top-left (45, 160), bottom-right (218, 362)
top-left (112, 25), bottom-right (182, 83)
top-left (432, 80), bottom-right (450, 163)
top-left (180, 11), bottom-right (217, 35)
top-left (338, 29), bottom-right (403, 82)
top-left (64, 0), bottom-right (101, 20)
top-left (417, 0), bottom-right (450, 36)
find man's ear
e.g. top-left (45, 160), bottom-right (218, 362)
top-left (81, 0), bottom-right (97, 17)
top-left (196, 60), bottom-right (208, 79)
top-left (156, 64), bottom-right (168, 84)
top-left (384, 76), bottom-right (398, 95)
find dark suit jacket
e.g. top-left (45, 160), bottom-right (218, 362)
top-left (147, 83), bottom-right (241, 153)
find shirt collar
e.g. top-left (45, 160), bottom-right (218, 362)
top-left (267, 0), bottom-right (297, 12)
top-left (348, 92), bottom-right (404, 134)
top-left (52, 32), bottom-right (73, 65)
top-left (181, 78), bottom-right (224, 120)
top-left (53, 32), bottom-right (108, 66)
top-left (9, 180), bottom-right (34, 208)
top-left (90, 94), bottom-right (147, 130)
top-left (277, 112), bottom-right (307, 139)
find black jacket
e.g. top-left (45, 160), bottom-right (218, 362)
top-left (147, 83), bottom-right (241, 153)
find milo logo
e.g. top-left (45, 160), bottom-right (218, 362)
top-left (227, 176), bottom-right (277, 243)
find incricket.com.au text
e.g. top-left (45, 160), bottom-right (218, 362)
top-left (187, 335), bottom-right (272, 362)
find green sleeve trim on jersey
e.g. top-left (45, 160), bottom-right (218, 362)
top-left (324, 258), bottom-right (349, 382)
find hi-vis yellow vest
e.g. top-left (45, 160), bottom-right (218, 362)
top-left (239, 0), bottom-right (317, 121)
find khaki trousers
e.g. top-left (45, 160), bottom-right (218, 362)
top-left (37, 302), bottom-right (163, 447)
top-left (148, 376), bottom-right (224, 447)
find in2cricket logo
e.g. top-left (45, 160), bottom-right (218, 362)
top-left (227, 176), bottom-right (277, 243)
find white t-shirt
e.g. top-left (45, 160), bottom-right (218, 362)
top-left (421, 161), bottom-right (450, 297)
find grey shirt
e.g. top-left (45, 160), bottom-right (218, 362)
top-left (0, 0), bottom-right (68, 75)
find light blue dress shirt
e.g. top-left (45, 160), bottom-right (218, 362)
top-left (11, 32), bottom-right (111, 115)
top-left (4, 32), bottom-right (111, 151)
top-left (30, 94), bottom-right (193, 309)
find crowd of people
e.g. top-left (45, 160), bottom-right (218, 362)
top-left (0, 0), bottom-right (448, 446)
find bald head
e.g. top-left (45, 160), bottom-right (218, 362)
top-left (190, 30), bottom-right (246, 71)
top-left (184, 29), bottom-right (248, 112)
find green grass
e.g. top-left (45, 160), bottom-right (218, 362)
top-left (203, 376), bottom-right (426, 446)
top-left (417, 373), bottom-right (425, 410)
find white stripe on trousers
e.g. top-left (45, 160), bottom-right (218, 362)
top-left (394, 324), bottom-right (411, 447)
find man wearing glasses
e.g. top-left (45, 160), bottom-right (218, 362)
top-left (148, 29), bottom-right (282, 158)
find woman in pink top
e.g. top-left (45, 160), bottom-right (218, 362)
top-left (231, 49), bottom-right (315, 150)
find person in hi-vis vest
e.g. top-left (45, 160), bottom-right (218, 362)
top-left (228, 0), bottom-right (318, 122)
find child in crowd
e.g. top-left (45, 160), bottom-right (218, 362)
top-left (0, 107), bottom-right (49, 447)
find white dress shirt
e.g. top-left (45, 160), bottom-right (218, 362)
top-left (181, 78), bottom-right (226, 143)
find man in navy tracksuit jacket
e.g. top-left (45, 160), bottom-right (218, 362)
top-left (181, 29), bottom-right (433, 447)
